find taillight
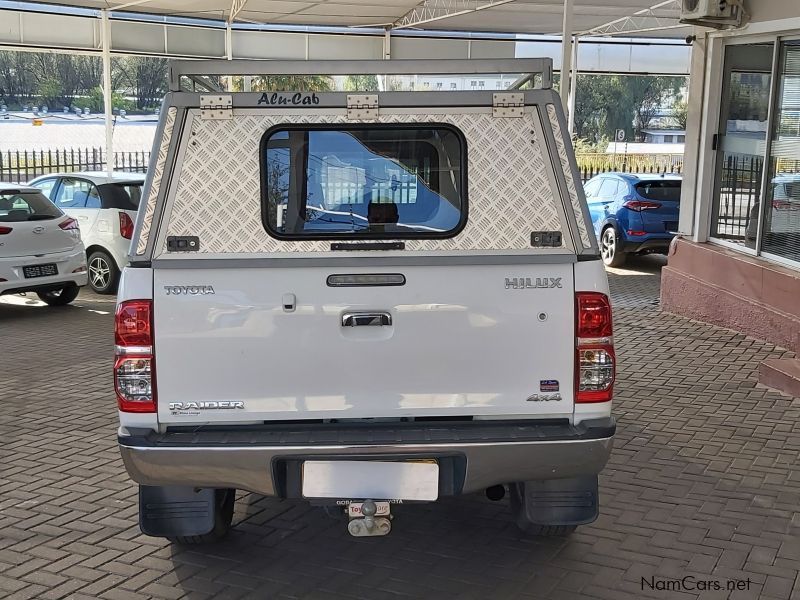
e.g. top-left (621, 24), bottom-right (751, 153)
top-left (623, 200), bottom-right (661, 211)
top-left (114, 300), bottom-right (156, 413)
top-left (119, 212), bottom-right (134, 240)
top-left (59, 217), bottom-right (79, 231)
top-left (575, 292), bottom-right (614, 403)
top-left (0, 226), bottom-right (12, 235)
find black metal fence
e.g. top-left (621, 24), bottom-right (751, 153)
top-left (710, 154), bottom-right (764, 243)
top-left (2, 146), bottom-right (685, 186)
top-left (576, 153), bottom-right (684, 183)
top-left (0, 148), bottom-right (150, 184)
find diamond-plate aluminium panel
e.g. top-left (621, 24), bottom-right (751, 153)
top-left (546, 104), bottom-right (592, 249)
top-left (135, 107), bottom-right (176, 255)
top-left (163, 112), bottom-right (562, 254)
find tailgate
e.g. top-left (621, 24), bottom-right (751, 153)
top-left (153, 263), bottom-right (575, 424)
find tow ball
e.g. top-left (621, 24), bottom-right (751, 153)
top-left (346, 499), bottom-right (392, 537)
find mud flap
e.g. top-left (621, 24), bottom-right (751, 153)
top-left (516, 475), bottom-right (599, 526)
top-left (139, 485), bottom-right (216, 538)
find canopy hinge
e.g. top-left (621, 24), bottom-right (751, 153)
top-left (200, 94), bottom-right (232, 120)
top-left (493, 92), bottom-right (524, 118)
top-left (347, 94), bottom-right (379, 120)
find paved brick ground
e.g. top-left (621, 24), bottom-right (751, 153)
top-left (1, 258), bottom-right (799, 600)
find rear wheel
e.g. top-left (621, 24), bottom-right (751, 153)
top-left (600, 227), bottom-right (627, 268)
top-left (168, 488), bottom-right (235, 545)
top-left (87, 250), bottom-right (119, 294)
top-left (37, 283), bottom-right (80, 306)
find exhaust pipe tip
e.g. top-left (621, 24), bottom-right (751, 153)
top-left (485, 485), bottom-right (505, 501)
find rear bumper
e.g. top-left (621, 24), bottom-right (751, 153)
top-left (0, 246), bottom-right (87, 295)
top-left (620, 235), bottom-right (673, 254)
top-left (118, 418), bottom-right (615, 497)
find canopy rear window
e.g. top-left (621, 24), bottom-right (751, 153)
top-left (261, 125), bottom-right (467, 239)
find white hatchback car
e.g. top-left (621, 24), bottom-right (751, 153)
top-left (0, 183), bottom-right (88, 305)
top-left (28, 171), bottom-right (144, 294)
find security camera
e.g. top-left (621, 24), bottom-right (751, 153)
top-left (685, 34), bottom-right (697, 45)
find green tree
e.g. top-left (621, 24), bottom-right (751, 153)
top-left (114, 56), bottom-right (169, 110)
top-left (344, 75), bottom-right (379, 92)
top-left (626, 76), bottom-right (684, 139)
top-left (671, 96), bottom-right (688, 130)
top-left (36, 78), bottom-right (63, 107)
top-left (235, 75), bottom-right (334, 92)
top-left (570, 74), bottom-right (686, 144)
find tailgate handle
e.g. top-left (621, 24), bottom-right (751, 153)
top-left (342, 312), bottom-right (392, 327)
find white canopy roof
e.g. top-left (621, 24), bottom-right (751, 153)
top-left (25, 0), bottom-right (685, 36)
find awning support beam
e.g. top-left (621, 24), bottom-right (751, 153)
top-left (567, 34), bottom-right (579, 135)
top-left (580, 0), bottom-right (680, 36)
top-left (229, 0), bottom-right (250, 23)
top-left (560, 0), bottom-right (573, 116)
top-left (394, 0), bottom-right (516, 30)
top-left (100, 9), bottom-right (113, 178)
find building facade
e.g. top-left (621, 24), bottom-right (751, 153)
top-left (662, 0), bottom-right (800, 395)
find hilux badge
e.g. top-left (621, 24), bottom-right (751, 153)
top-left (505, 277), bottom-right (562, 289)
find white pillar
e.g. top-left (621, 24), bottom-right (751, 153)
top-left (101, 9), bottom-right (113, 177)
top-left (567, 35), bottom-right (579, 136)
top-left (383, 28), bottom-right (391, 60)
top-left (560, 0), bottom-right (573, 115)
top-left (225, 22), bottom-right (233, 91)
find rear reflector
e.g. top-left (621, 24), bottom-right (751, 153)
top-left (114, 300), bottom-right (156, 413)
top-left (0, 226), bottom-right (12, 235)
top-left (626, 230), bottom-right (647, 237)
top-left (575, 292), bottom-right (614, 403)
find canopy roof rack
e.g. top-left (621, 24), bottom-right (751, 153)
top-left (169, 58), bottom-right (552, 92)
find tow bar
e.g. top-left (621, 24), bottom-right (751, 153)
top-left (346, 499), bottom-right (392, 537)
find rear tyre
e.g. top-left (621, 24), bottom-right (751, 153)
top-left (600, 227), bottom-right (627, 268)
top-left (508, 482), bottom-right (579, 537)
top-left (168, 488), bottom-right (236, 545)
top-left (87, 250), bottom-right (119, 295)
top-left (37, 283), bottom-right (80, 306)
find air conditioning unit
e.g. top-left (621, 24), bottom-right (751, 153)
top-left (680, 0), bottom-right (745, 28)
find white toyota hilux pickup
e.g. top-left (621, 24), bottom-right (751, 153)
top-left (115, 58), bottom-right (616, 544)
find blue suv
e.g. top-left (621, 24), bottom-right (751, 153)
top-left (584, 173), bottom-right (681, 267)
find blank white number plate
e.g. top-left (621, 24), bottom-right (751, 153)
top-left (302, 460), bottom-right (439, 501)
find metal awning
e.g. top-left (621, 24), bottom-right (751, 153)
top-left (8, 0), bottom-right (689, 177)
top-left (21, 0), bottom-right (685, 36)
